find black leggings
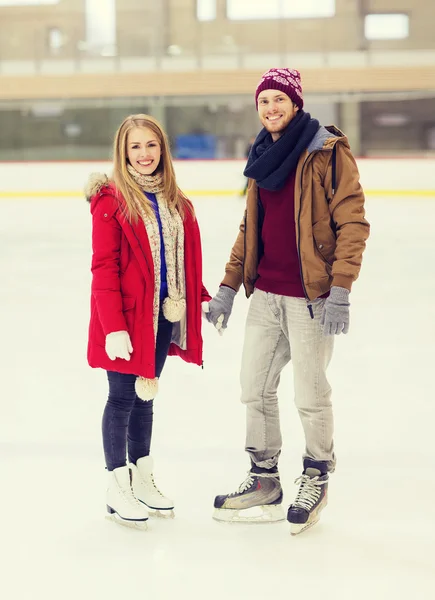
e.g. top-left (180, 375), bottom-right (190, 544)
top-left (102, 314), bottom-right (173, 471)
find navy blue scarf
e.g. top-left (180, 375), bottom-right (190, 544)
top-left (244, 111), bottom-right (319, 191)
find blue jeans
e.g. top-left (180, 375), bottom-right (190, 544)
top-left (102, 313), bottom-right (173, 471)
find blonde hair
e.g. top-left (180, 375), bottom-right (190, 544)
top-left (112, 114), bottom-right (193, 221)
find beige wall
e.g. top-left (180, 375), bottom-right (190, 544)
top-left (0, 0), bottom-right (163, 60)
top-left (0, 0), bottom-right (434, 62)
top-left (166, 0), bottom-right (435, 56)
top-left (0, 0), bottom-right (85, 60)
top-left (167, 0), bottom-right (362, 55)
top-left (364, 0), bottom-right (435, 50)
top-left (115, 1), bottom-right (166, 58)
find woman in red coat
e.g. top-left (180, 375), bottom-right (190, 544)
top-left (85, 114), bottom-right (211, 529)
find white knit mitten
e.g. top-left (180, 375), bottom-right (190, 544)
top-left (105, 331), bottom-right (133, 361)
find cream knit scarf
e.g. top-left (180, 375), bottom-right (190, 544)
top-left (127, 165), bottom-right (186, 400)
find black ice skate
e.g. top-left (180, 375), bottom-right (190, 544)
top-left (287, 459), bottom-right (329, 535)
top-left (213, 465), bottom-right (285, 523)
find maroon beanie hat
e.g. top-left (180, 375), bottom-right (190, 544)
top-left (255, 68), bottom-right (304, 110)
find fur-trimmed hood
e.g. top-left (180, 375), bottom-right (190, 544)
top-left (84, 172), bottom-right (110, 202)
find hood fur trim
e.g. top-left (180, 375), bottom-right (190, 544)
top-left (84, 172), bottom-right (109, 202)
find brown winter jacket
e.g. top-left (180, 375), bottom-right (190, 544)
top-left (222, 126), bottom-right (370, 301)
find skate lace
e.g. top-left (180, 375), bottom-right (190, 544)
top-left (121, 484), bottom-right (142, 507)
top-left (149, 474), bottom-right (164, 497)
top-left (293, 475), bottom-right (326, 512)
top-left (229, 470), bottom-right (278, 496)
top-left (229, 473), bottom-right (255, 496)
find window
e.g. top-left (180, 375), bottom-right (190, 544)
top-left (364, 14), bottom-right (409, 41)
top-left (374, 114), bottom-right (409, 126)
top-left (85, 0), bottom-right (117, 56)
top-left (227, 0), bottom-right (335, 20)
top-left (197, 0), bottom-right (216, 22)
top-left (47, 27), bottom-right (63, 52)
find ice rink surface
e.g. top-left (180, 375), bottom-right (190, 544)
top-left (1, 190), bottom-right (435, 599)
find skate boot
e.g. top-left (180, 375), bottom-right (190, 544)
top-left (106, 465), bottom-right (149, 530)
top-left (287, 459), bottom-right (329, 536)
top-left (130, 456), bottom-right (175, 518)
top-left (213, 465), bottom-right (285, 523)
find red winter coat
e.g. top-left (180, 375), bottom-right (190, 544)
top-left (87, 180), bottom-right (211, 379)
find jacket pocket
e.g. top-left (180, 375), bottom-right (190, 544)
top-left (122, 296), bottom-right (136, 311)
top-left (122, 296), bottom-right (136, 332)
top-left (312, 221), bottom-right (336, 266)
top-left (90, 304), bottom-right (105, 349)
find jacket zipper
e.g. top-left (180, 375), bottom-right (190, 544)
top-left (242, 210), bottom-right (247, 292)
top-left (297, 153), bottom-right (315, 319)
top-left (297, 146), bottom-right (336, 318)
top-left (192, 228), bottom-right (203, 369)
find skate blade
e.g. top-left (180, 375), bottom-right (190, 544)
top-left (147, 507), bottom-right (175, 519)
top-left (139, 500), bottom-right (175, 519)
top-left (289, 498), bottom-right (327, 536)
top-left (290, 517), bottom-right (319, 536)
top-left (213, 503), bottom-right (285, 524)
top-left (105, 513), bottom-right (148, 530)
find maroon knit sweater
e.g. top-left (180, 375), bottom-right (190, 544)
top-left (255, 171), bottom-right (306, 298)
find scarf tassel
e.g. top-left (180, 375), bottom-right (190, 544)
top-left (163, 297), bottom-right (186, 323)
top-left (135, 376), bottom-right (159, 401)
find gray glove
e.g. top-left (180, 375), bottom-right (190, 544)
top-left (320, 286), bottom-right (350, 336)
top-left (205, 286), bottom-right (236, 332)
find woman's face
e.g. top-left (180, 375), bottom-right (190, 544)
top-left (127, 126), bottom-right (161, 175)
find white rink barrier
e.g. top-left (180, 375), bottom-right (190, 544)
top-left (0, 159), bottom-right (434, 197)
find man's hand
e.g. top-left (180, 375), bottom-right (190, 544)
top-left (320, 287), bottom-right (350, 336)
top-left (203, 286), bottom-right (236, 334)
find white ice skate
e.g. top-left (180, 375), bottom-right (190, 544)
top-left (106, 465), bottom-right (149, 530)
top-left (130, 456), bottom-right (174, 518)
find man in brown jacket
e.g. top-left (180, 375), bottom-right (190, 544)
top-left (204, 68), bottom-right (369, 534)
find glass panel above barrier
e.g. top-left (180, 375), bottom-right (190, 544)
top-left (0, 94), bottom-right (434, 160)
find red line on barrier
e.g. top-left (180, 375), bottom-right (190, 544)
top-left (0, 157), bottom-right (434, 164)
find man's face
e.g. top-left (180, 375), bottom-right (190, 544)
top-left (257, 90), bottom-right (299, 140)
